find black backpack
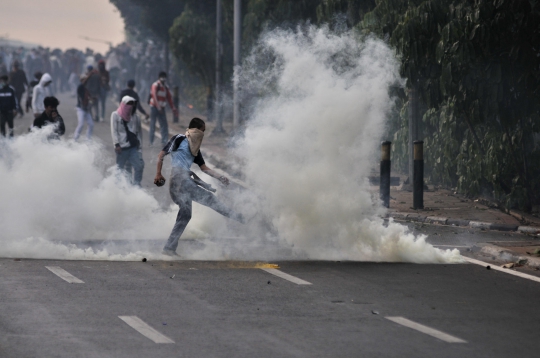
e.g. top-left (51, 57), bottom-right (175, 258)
top-left (121, 120), bottom-right (140, 149)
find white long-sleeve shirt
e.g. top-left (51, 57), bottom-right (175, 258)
top-left (110, 111), bottom-right (143, 149)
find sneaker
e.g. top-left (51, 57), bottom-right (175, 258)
top-left (162, 249), bottom-right (180, 257)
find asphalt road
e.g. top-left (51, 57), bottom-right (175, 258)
top-left (2, 256), bottom-right (540, 357)
top-left (4, 92), bottom-right (540, 357)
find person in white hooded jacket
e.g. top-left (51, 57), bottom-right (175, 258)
top-left (32, 73), bottom-right (52, 118)
top-left (111, 95), bottom-right (144, 186)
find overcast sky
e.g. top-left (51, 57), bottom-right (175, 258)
top-left (0, 0), bottom-right (125, 53)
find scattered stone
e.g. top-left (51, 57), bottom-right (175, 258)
top-left (170, 274), bottom-right (175, 279)
top-left (142, 258), bottom-right (147, 262)
top-left (516, 259), bottom-right (528, 266)
top-left (162, 323), bottom-right (167, 325)
top-left (267, 281), bottom-right (271, 284)
top-left (371, 310), bottom-right (379, 315)
top-left (502, 263), bottom-right (515, 269)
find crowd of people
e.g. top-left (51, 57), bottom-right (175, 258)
top-left (0, 42), bottom-right (180, 184)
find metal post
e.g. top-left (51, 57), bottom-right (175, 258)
top-left (213, 0), bottom-right (225, 134)
top-left (233, 0), bottom-right (241, 130)
top-left (380, 141), bottom-right (391, 208)
top-left (413, 140), bottom-right (424, 209)
top-left (408, 86), bottom-right (418, 182)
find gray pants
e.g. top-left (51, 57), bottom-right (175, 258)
top-left (164, 171), bottom-right (241, 252)
top-left (149, 106), bottom-right (169, 145)
top-left (116, 147), bottom-right (144, 186)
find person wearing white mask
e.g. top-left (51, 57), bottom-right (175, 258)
top-left (154, 117), bottom-right (244, 257)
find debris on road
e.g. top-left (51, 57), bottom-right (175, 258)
top-left (486, 265), bottom-right (491, 270)
top-left (372, 310), bottom-right (379, 315)
top-left (267, 281), bottom-right (271, 284)
top-left (170, 274), bottom-right (175, 279)
top-left (142, 258), bottom-right (147, 262)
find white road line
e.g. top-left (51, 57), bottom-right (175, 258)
top-left (462, 256), bottom-right (540, 284)
top-left (45, 266), bottom-right (84, 284)
top-left (386, 316), bottom-right (467, 343)
top-left (119, 316), bottom-right (175, 344)
top-left (260, 268), bottom-right (312, 285)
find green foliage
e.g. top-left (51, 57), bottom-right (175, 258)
top-left (362, 0), bottom-right (540, 210)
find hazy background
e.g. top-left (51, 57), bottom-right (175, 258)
top-left (0, 0), bottom-right (125, 53)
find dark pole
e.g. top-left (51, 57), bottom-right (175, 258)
top-left (380, 141), bottom-right (391, 208)
top-left (413, 140), bottom-right (424, 209)
top-left (213, 0), bottom-right (225, 134)
top-left (233, 0), bottom-right (241, 130)
top-left (408, 86), bottom-right (418, 183)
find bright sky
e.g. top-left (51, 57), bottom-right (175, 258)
top-left (0, 0), bottom-right (125, 54)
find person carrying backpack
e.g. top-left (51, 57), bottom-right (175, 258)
top-left (148, 71), bottom-right (178, 146)
top-left (111, 95), bottom-right (144, 186)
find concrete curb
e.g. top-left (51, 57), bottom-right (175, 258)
top-left (387, 212), bottom-right (540, 235)
top-left (477, 244), bottom-right (540, 268)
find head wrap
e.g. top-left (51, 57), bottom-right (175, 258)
top-left (117, 95), bottom-right (135, 122)
top-left (185, 128), bottom-right (204, 156)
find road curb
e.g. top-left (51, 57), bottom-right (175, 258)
top-left (387, 212), bottom-right (540, 235)
top-left (477, 244), bottom-right (540, 268)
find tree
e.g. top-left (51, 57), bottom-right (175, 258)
top-left (361, 0), bottom-right (540, 210)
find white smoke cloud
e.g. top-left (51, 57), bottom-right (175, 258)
top-left (227, 26), bottom-right (462, 263)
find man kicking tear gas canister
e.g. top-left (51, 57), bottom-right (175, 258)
top-left (154, 117), bottom-right (244, 257)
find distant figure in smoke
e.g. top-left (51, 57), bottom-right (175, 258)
top-left (119, 80), bottom-right (149, 120)
top-left (0, 75), bottom-right (18, 137)
top-left (148, 71), bottom-right (178, 146)
top-left (111, 95), bottom-right (144, 186)
top-left (26, 72), bottom-right (42, 113)
top-left (83, 65), bottom-right (101, 122)
top-left (97, 60), bottom-right (110, 122)
top-left (32, 73), bottom-right (53, 118)
top-left (8, 61), bottom-right (27, 117)
top-left (154, 117), bottom-right (244, 257)
top-left (33, 96), bottom-right (65, 139)
top-left (74, 75), bottom-right (94, 140)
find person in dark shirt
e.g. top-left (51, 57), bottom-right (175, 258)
top-left (119, 80), bottom-right (149, 119)
top-left (33, 96), bottom-right (65, 139)
top-left (8, 61), bottom-right (28, 117)
top-left (0, 75), bottom-right (18, 137)
top-left (74, 76), bottom-right (93, 140)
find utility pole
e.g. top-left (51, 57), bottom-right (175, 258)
top-left (213, 0), bottom-right (225, 134)
top-left (233, 0), bottom-right (241, 130)
top-left (408, 85), bottom-right (418, 183)
top-left (164, 41), bottom-right (169, 74)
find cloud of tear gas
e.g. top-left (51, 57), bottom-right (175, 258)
top-left (224, 26), bottom-right (462, 263)
top-left (0, 127), bottom-right (197, 261)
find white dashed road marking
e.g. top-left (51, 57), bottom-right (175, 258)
top-left (45, 266), bottom-right (84, 284)
top-left (260, 268), bottom-right (312, 285)
top-left (462, 256), bottom-right (540, 284)
top-left (119, 316), bottom-right (175, 344)
top-left (386, 316), bottom-right (467, 343)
